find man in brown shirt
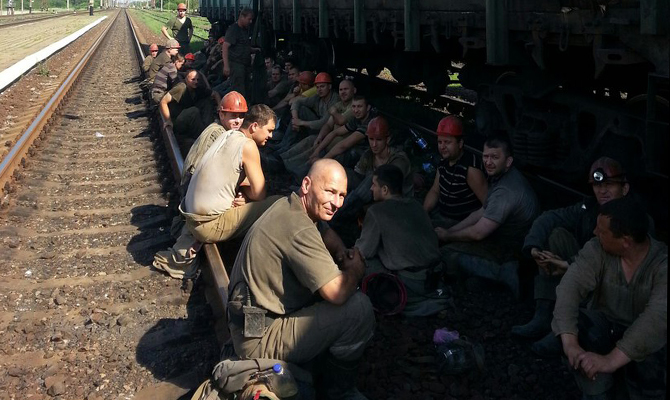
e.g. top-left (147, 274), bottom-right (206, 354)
top-left (228, 159), bottom-right (374, 399)
top-left (553, 196), bottom-right (666, 400)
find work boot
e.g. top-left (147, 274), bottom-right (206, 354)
top-left (511, 299), bottom-right (555, 339)
top-left (530, 331), bottom-right (563, 359)
top-left (320, 356), bottom-right (368, 400)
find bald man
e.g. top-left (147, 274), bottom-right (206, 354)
top-left (227, 159), bottom-right (374, 399)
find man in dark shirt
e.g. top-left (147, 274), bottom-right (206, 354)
top-left (222, 8), bottom-right (259, 97)
top-left (161, 3), bottom-right (193, 54)
top-left (148, 39), bottom-right (180, 81)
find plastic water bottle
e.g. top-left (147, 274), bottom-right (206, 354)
top-left (261, 363), bottom-right (299, 397)
top-left (409, 128), bottom-right (429, 151)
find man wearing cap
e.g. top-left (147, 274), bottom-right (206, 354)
top-left (436, 136), bottom-right (540, 298)
top-left (513, 157), bottom-right (655, 355)
top-left (423, 116), bottom-right (488, 229)
top-left (162, 3), bottom-right (193, 54)
top-left (142, 43), bottom-right (159, 74)
top-left (148, 39), bottom-right (181, 81)
top-left (552, 196), bottom-right (667, 400)
top-left (160, 69), bottom-right (221, 154)
top-left (150, 53), bottom-right (185, 104)
top-left (154, 104), bottom-right (280, 279)
top-left (223, 8), bottom-right (260, 97)
top-left (355, 164), bottom-right (446, 316)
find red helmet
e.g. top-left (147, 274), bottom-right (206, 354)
top-left (298, 71), bottom-right (315, 86)
top-left (177, 3), bottom-right (187, 10)
top-left (149, 43), bottom-right (159, 52)
top-left (436, 116), bottom-right (463, 137)
top-left (217, 37), bottom-right (225, 44)
top-left (184, 53), bottom-right (195, 61)
top-left (219, 91), bottom-right (248, 113)
top-left (314, 72), bottom-right (332, 84)
top-left (589, 157), bottom-right (627, 183)
top-left (366, 116), bottom-right (389, 139)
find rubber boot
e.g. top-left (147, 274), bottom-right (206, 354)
top-left (530, 331), bottom-right (563, 358)
top-left (320, 357), bottom-right (368, 400)
top-left (511, 299), bottom-right (555, 339)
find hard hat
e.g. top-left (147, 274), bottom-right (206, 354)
top-left (218, 37), bottom-right (225, 44)
top-left (298, 71), bottom-right (315, 86)
top-left (589, 157), bottom-right (627, 183)
top-left (184, 53), bottom-right (195, 61)
top-left (366, 116), bottom-right (389, 139)
top-left (149, 43), bottom-right (159, 52)
top-left (362, 272), bottom-right (407, 316)
top-left (436, 116), bottom-right (463, 137)
top-left (177, 3), bottom-right (187, 10)
top-left (314, 72), bottom-right (332, 84)
top-left (219, 91), bottom-right (248, 113)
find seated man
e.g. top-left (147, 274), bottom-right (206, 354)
top-left (148, 39), bottom-right (180, 81)
top-left (159, 69), bottom-right (221, 154)
top-left (355, 165), bottom-right (446, 316)
top-left (227, 159), bottom-right (374, 399)
top-left (270, 67), bottom-right (302, 114)
top-left (436, 136), bottom-right (540, 297)
top-left (331, 116), bottom-right (412, 231)
top-left (150, 53), bottom-right (185, 104)
top-left (553, 196), bottom-right (666, 400)
top-left (423, 116), bottom-right (487, 228)
top-left (142, 43), bottom-right (159, 74)
top-left (281, 79), bottom-right (356, 175)
top-left (153, 104), bottom-right (279, 279)
top-left (273, 72), bottom-right (338, 154)
top-left (512, 157), bottom-right (654, 348)
top-left (309, 95), bottom-right (376, 168)
top-left (265, 65), bottom-right (291, 108)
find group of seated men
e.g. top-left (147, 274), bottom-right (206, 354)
top-left (142, 10), bottom-right (666, 400)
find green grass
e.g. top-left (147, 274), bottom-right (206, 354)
top-left (129, 9), bottom-right (209, 53)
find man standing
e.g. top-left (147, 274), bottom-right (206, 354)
top-left (553, 196), bottom-right (666, 400)
top-left (512, 157), bottom-right (647, 348)
top-left (423, 116), bottom-right (487, 228)
top-left (222, 8), bottom-right (258, 97)
top-left (436, 136), bottom-right (540, 297)
top-left (162, 3), bottom-right (193, 54)
top-left (355, 165), bottom-right (445, 316)
top-left (228, 159), bottom-right (374, 399)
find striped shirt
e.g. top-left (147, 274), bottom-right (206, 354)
top-left (437, 150), bottom-right (483, 220)
top-left (150, 63), bottom-right (180, 102)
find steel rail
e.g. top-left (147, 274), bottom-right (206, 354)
top-left (0, 11), bottom-right (78, 30)
top-left (0, 11), bottom-right (117, 191)
top-left (126, 9), bottom-right (232, 344)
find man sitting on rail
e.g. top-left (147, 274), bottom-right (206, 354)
top-left (150, 53), bottom-right (185, 105)
top-left (181, 91), bottom-right (248, 193)
top-left (355, 164), bottom-right (447, 316)
top-left (153, 104), bottom-right (279, 279)
top-left (512, 157), bottom-right (655, 357)
top-left (436, 136), bottom-right (540, 298)
top-left (423, 116), bottom-right (488, 229)
top-left (148, 39), bottom-right (181, 81)
top-left (552, 196), bottom-right (666, 400)
top-left (227, 159), bottom-right (374, 399)
top-left (159, 69), bottom-right (221, 155)
top-left (142, 43), bottom-right (159, 74)
top-left (280, 79), bottom-right (357, 174)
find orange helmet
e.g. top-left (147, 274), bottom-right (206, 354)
top-left (149, 43), bottom-right (159, 52)
top-left (218, 37), bottom-right (225, 44)
top-left (589, 157), bottom-right (627, 183)
top-left (298, 71), bottom-right (315, 86)
top-left (177, 3), bottom-right (187, 10)
top-left (184, 53), bottom-right (195, 61)
top-left (314, 72), bottom-right (332, 84)
top-left (219, 91), bottom-right (248, 113)
top-left (436, 116), bottom-right (463, 137)
top-left (366, 116), bottom-right (389, 139)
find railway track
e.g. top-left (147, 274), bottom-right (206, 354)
top-left (0, 11), bottom-right (78, 29)
top-left (0, 9), bottom-right (220, 399)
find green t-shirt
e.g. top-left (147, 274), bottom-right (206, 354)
top-left (165, 17), bottom-right (193, 44)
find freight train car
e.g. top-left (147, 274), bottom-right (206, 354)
top-left (201, 0), bottom-right (668, 221)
